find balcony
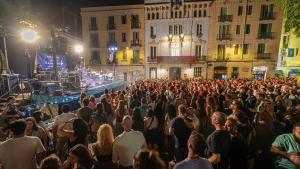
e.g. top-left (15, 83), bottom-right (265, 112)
top-left (151, 34), bottom-right (156, 39)
top-left (196, 33), bottom-right (203, 38)
top-left (89, 25), bottom-right (98, 31)
top-left (107, 41), bottom-right (117, 47)
top-left (157, 56), bottom-right (196, 64)
top-left (218, 15), bottom-right (233, 22)
top-left (131, 39), bottom-right (142, 47)
top-left (131, 22), bottom-right (141, 29)
top-left (147, 57), bottom-right (157, 63)
top-left (256, 53), bottom-right (271, 59)
top-left (217, 34), bottom-right (232, 41)
top-left (196, 56), bottom-right (207, 62)
top-left (257, 32), bottom-right (273, 39)
top-left (107, 23), bottom-right (116, 30)
top-left (260, 13), bottom-right (275, 20)
top-left (130, 58), bottom-right (144, 64)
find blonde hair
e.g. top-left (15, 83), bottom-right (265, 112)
top-left (95, 124), bottom-right (114, 155)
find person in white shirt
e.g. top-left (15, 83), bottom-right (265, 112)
top-left (52, 104), bottom-right (76, 160)
top-left (112, 115), bottom-right (147, 169)
top-left (0, 119), bottom-right (46, 169)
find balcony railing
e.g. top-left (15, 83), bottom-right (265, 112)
top-left (107, 23), bottom-right (116, 30)
top-left (131, 22), bottom-right (141, 29)
top-left (196, 56), bottom-right (207, 62)
top-left (147, 57), bottom-right (157, 63)
top-left (257, 32), bottom-right (273, 39)
top-left (131, 39), bottom-right (142, 47)
top-left (130, 58), bottom-right (144, 64)
top-left (260, 13), bottom-right (275, 20)
top-left (217, 34), bottom-right (232, 40)
top-left (157, 56), bottom-right (196, 64)
top-left (218, 15), bottom-right (233, 22)
top-left (107, 41), bottom-right (117, 47)
top-left (89, 25), bottom-right (98, 31)
top-left (256, 53), bottom-right (271, 59)
top-left (197, 33), bottom-right (203, 38)
top-left (151, 34), bottom-right (156, 39)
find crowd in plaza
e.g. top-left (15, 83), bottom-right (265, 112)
top-left (0, 78), bottom-right (300, 169)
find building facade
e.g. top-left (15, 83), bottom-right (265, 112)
top-left (145, 0), bottom-right (211, 80)
top-left (81, 3), bottom-right (145, 81)
top-left (207, 0), bottom-right (283, 79)
top-left (276, 19), bottom-right (300, 77)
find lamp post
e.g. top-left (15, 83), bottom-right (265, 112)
top-left (108, 46), bottom-right (118, 78)
top-left (74, 44), bottom-right (84, 88)
top-left (20, 29), bottom-right (39, 79)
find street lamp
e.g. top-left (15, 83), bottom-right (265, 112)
top-left (20, 29), bottom-right (39, 79)
top-left (74, 44), bottom-right (84, 88)
top-left (108, 46), bottom-right (118, 78)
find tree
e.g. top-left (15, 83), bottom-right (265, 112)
top-left (276, 0), bottom-right (300, 36)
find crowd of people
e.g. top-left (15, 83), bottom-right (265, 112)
top-left (0, 78), bottom-right (300, 169)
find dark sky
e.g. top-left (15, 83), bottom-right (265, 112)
top-left (2, 0), bottom-right (144, 76)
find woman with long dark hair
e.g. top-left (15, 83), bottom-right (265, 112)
top-left (26, 117), bottom-right (48, 148)
top-left (58, 118), bottom-right (89, 151)
top-left (132, 108), bottom-right (144, 132)
top-left (64, 144), bottom-right (94, 169)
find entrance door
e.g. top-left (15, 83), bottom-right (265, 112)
top-left (214, 66), bottom-right (227, 79)
top-left (169, 67), bottom-right (181, 80)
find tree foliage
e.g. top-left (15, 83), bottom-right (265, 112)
top-left (276, 0), bottom-right (300, 36)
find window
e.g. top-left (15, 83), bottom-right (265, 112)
top-left (236, 25), bottom-right (241, 34)
top-left (179, 11), bottom-right (182, 18)
top-left (238, 6), bottom-right (243, 16)
top-left (283, 35), bottom-right (289, 48)
top-left (175, 11), bottom-right (178, 18)
top-left (90, 17), bottom-right (97, 30)
top-left (219, 25), bottom-right (230, 35)
top-left (156, 12), bottom-right (159, 19)
top-left (171, 43), bottom-right (180, 56)
top-left (133, 32), bottom-right (139, 41)
top-left (91, 51), bottom-right (100, 64)
top-left (147, 13), bottom-right (150, 20)
top-left (122, 50), bottom-right (127, 60)
top-left (174, 25), bottom-right (178, 35)
top-left (169, 25), bottom-right (173, 34)
top-left (122, 33), bottom-right (126, 42)
top-left (89, 33), bottom-right (99, 48)
top-left (197, 24), bottom-right (202, 36)
top-left (234, 45), bottom-right (239, 55)
top-left (108, 16), bottom-right (115, 25)
top-left (152, 13), bottom-right (155, 19)
top-left (247, 5), bottom-right (252, 15)
top-left (203, 10), bottom-right (207, 17)
top-left (199, 10), bottom-right (202, 17)
top-left (260, 4), bottom-right (273, 19)
top-left (109, 32), bottom-right (115, 42)
top-left (131, 15), bottom-right (140, 28)
top-left (232, 67), bottom-right (239, 78)
top-left (220, 7), bottom-right (228, 16)
top-left (150, 26), bottom-right (156, 37)
top-left (150, 67), bottom-right (157, 79)
top-left (243, 44), bottom-right (249, 54)
top-left (217, 45), bottom-right (225, 60)
top-left (194, 10), bottom-right (197, 17)
top-left (133, 50), bottom-right (140, 61)
top-left (179, 25), bottom-right (183, 34)
top-left (195, 45), bottom-right (202, 57)
top-left (121, 15), bottom-right (127, 24)
top-left (245, 24), bottom-right (251, 34)
top-left (194, 67), bottom-right (202, 77)
top-left (150, 46), bottom-right (157, 58)
top-left (257, 43), bottom-right (265, 54)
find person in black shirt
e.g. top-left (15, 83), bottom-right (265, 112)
top-left (226, 117), bottom-right (248, 169)
top-left (206, 111), bottom-right (231, 169)
top-left (169, 104), bottom-right (192, 162)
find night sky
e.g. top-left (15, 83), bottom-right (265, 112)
top-left (1, 0), bottom-right (144, 75)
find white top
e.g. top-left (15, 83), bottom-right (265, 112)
top-left (112, 130), bottom-right (146, 167)
top-left (53, 112), bottom-right (77, 137)
top-left (0, 136), bottom-right (46, 169)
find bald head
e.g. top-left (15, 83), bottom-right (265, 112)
top-left (122, 115), bottom-right (133, 131)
